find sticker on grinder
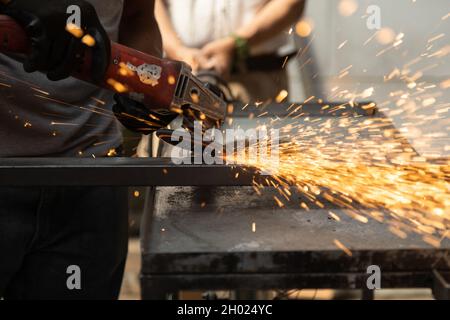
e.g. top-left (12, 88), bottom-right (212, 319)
top-left (126, 62), bottom-right (162, 87)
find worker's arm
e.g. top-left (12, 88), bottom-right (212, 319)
top-left (200, 0), bottom-right (306, 76)
top-left (154, 0), bottom-right (200, 70)
top-left (235, 0), bottom-right (305, 48)
top-left (120, 0), bottom-right (162, 58)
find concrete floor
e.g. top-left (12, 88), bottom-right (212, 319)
top-left (119, 239), bottom-right (141, 300)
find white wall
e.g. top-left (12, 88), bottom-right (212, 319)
top-left (289, 0), bottom-right (450, 157)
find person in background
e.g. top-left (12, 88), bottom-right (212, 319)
top-left (133, 0), bottom-right (305, 158)
top-left (155, 0), bottom-right (306, 103)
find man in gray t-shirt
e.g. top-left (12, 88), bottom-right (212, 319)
top-left (0, 0), bottom-right (163, 299)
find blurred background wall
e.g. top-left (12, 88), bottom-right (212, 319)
top-left (288, 0), bottom-right (449, 157)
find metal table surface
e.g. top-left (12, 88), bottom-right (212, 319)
top-left (144, 186), bottom-right (450, 256)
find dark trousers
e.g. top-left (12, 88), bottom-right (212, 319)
top-left (0, 186), bottom-right (128, 300)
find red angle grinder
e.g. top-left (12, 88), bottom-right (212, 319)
top-left (0, 14), bottom-right (227, 131)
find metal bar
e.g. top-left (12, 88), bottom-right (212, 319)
top-left (0, 158), bottom-right (259, 187)
top-left (432, 270), bottom-right (450, 300)
top-left (140, 272), bottom-right (433, 296)
top-left (141, 249), bottom-right (450, 274)
top-left (231, 102), bottom-right (377, 117)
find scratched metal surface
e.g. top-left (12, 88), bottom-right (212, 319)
top-left (141, 185), bottom-right (450, 277)
top-left (143, 186), bottom-right (450, 254)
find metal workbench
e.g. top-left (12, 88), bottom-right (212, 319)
top-left (139, 102), bottom-right (450, 300)
top-left (141, 186), bottom-right (450, 299)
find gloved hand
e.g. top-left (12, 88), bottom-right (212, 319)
top-left (0, 0), bottom-right (110, 82)
top-left (112, 94), bottom-right (179, 135)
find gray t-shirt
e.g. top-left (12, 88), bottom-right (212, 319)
top-left (0, 0), bottom-right (124, 157)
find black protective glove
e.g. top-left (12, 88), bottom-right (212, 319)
top-left (0, 0), bottom-right (110, 82)
top-left (112, 94), bottom-right (179, 135)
